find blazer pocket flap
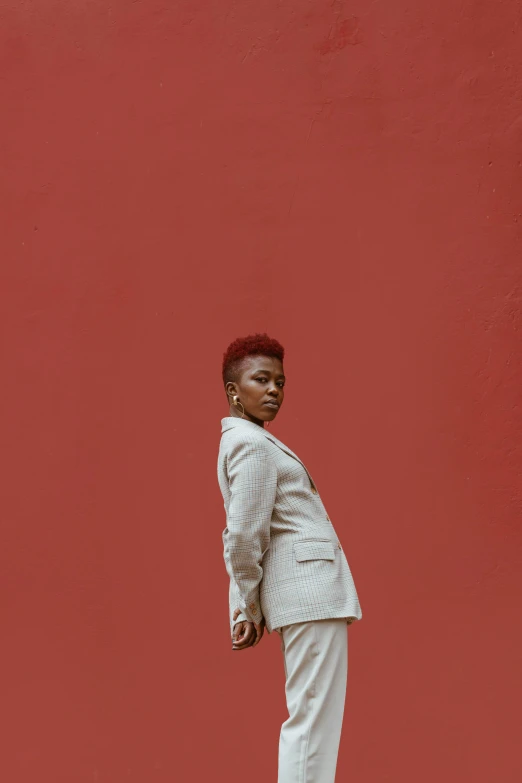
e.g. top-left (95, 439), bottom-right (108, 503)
top-left (294, 541), bottom-right (335, 562)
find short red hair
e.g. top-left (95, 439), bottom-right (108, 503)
top-left (222, 332), bottom-right (285, 384)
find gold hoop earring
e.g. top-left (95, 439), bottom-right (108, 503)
top-left (232, 395), bottom-right (245, 419)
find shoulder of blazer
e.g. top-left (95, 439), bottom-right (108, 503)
top-left (219, 428), bottom-right (274, 487)
top-left (219, 422), bottom-right (270, 455)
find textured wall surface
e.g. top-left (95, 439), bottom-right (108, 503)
top-left (1, 1), bottom-right (521, 781)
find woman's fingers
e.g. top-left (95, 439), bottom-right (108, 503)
top-left (231, 616), bottom-right (266, 650)
top-left (232, 621), bottom-right (246, 648)
top-left (232, 621), bottom-right (255, 650)
top-left (232, 622), bottom-right (244, 647)
top-left (236, 625), bottom-right (254, 649)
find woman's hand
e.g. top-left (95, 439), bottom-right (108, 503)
top-left (232, 609), bottom-right (265, 650)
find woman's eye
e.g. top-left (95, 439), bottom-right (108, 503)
top-left (254, 377), bottom-right (284, 387)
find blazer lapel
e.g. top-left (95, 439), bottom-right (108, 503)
top-left (260, 430), bottom-right (317, 487)
top-left (221, 418), bottom-right (316, 486)
top-left (261, 430), bottom-right (306, 469)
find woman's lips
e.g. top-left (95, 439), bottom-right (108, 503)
top-left (263, 401), bottom-right (280, 408)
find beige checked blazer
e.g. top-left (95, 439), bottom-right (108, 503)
top-left (218, 417), bottom-right (363, 634)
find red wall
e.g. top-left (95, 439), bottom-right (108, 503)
top-left (1, 2), bottom-right (521, 781)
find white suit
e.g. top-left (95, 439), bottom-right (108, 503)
top-left (217, 417), bottom-right (363, 782)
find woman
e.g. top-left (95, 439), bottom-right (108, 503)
top-left (217, 333), bottom-right (362, 783)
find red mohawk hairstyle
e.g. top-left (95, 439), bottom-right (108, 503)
top-left (222, 332), bottom-right (285, 385)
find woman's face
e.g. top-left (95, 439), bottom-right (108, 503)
top-left (227, 355), bottom-right (285, 425)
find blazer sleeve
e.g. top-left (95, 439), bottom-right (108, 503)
top-left (222, 434), bottom-right (277, 627)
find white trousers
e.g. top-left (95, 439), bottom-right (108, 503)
top-left (277, 619), bottom-right (348, 783)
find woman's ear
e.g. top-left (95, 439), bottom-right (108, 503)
top-left (225, 381), bottom-right (237, 401)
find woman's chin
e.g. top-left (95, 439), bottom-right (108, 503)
top-left (260, 407), bottom-right (280, 421)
